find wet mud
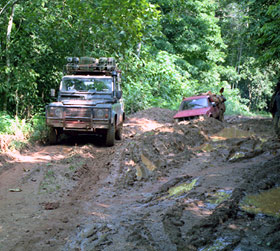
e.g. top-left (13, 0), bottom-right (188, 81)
top-left (0, 109), bottom-right (279, 251)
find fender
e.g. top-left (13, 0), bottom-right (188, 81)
top-left (111, 110), bottom-right (117, 125)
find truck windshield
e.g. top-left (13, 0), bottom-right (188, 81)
top-left (61, 78), bottom-right (112, 93)
top-left (180, 98), bottom-right (209, 110)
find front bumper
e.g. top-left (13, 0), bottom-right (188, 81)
top-left (47, 118), bottom-right (109, 131)
top-left (46, 106), bottom-right (111, 131)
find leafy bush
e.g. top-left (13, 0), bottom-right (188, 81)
top-left (29, 114), bottom-right (48, 143)
top-left (0, 112), bottom-right (31, 138)
top-left (0, 112), bottom-right (47, 151)
top-left (9, 140), bottom-right (28, 151)
top-left (223, 88), bottom-right (252, 116)
top-left (0, 112), bottom-right (13, 134)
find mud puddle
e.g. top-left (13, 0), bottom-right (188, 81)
top-left (211, 126), bottom-right (254, 140)
top-left (204, 189), bottom-right (232, 209)
top-left (240, 187), bottom-right (280, 218)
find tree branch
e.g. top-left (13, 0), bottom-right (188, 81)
top-left (0, 0), bottom-right (19, 16)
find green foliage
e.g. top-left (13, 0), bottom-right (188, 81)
top-left (0, 112), bottom-right (14, 134)
top-left (239, 57), bottom-right (275, 111)
top-left (153, 0), bottom-right (226, 85)
top-left (0, 111), bottom-right (47, 152)
top-left (121, 50), bottom-right (188, 113)
top-left (0, 0), bottom-right (160, 117)
top-left (1, 0), bottom-right (279, 122)
top-left (0, 112), bottom-right (31, 137)
top-left (224, 88), bottom-right (251, 116)
top-left (218, 0), bottom-right (278, 113)
top-left (247, 0), bottom-right (280, 64)
top-left (9, 140), bottom-right (27, 151)
top-left (29, 114), bottom-right (48, 143)
top-left (217, 2), bottom-right (250, 69)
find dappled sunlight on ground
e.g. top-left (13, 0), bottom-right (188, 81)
top-left (6, 146), bottom-right (71, 164)
top-left (125, 117), bottom-right (166, 133)
top-left (124, 107), bottom-right (177, 136)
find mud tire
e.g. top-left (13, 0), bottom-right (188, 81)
top-left (106, 123), bottom-right (115, 146)
top-left (48, 127), bottom-right (58, 145)
top-left (115, 123), bottom-right (123, 140)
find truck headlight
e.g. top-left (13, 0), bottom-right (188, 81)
top-left (48, 107), bottom-right (63, 118)
top-left (94, 109), bottom-right (109, 118)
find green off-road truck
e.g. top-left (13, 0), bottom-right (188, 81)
top-left (46, 57), bottom-right (125, 146)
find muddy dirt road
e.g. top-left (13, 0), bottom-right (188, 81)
top-left (0, 108), bottom-right (280, 251)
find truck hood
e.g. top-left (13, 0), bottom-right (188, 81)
top-left (47, 100), bottom-right (111, 107)
top-left (61, 99), bottom-right (112, 106)
top-left (173, 107), bottom-right (210, 119)
top-left (62, 100), bottom-right (97, 106)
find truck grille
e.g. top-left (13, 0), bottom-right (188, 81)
top-left (65, 108), bottom-right (92, 118)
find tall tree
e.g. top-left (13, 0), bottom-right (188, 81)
top-left (4, 2), bottom-right (15, 111)
top-left (152, 0), bottom-right (227, 90)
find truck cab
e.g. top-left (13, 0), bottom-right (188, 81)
top-left (46, 57), bottom-right (125, 146)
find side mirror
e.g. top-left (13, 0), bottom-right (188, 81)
top-left (116, 90), bottom-right (122, 99)
top-left (211, 102), bottom-right (217, 107)
top-left (50, 89), bottom-right (55, 97)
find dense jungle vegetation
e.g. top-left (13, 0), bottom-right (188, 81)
top-left (0, 0), bottom-right (279, 138)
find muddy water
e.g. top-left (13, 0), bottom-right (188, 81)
top-left (199, 237), bottom-right (231, 251)
top-left (211, 127), bottom-right (254, 140)
top-left (168, 178), bottom-right (198, 196)
top-left (240, 187), bottom-right (280, 217)
top-left (205, 190), bottom-right (232, 209)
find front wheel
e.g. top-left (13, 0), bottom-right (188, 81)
top-left (105, 123), bottom-right (115, 146)
top-left (48, 127), bottom-right (58, 145)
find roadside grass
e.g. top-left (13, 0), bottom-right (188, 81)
top-left (251, 111), bottom-right (272, 117)
top-left (0, 112), bottom-right (47, 152)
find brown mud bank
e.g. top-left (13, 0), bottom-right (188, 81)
top-left (0, 108), bottom-right (279, 251)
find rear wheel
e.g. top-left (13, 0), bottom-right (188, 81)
top-left (105, 122), bottom-right (115, 146)
top-left (115, 123), bottom-right (123, 140)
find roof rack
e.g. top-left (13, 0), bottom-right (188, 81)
top-left (64, 57), bottom-right (119, 75)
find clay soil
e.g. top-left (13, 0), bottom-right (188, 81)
top-left (0, 108), bottom-right (280, 251)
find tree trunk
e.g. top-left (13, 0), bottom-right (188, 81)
top-left (137, 42), bottom-right (142, 58)
top-left (0, 0), bottom-right (15, 16)
top-left (248, 87), bottom-right (252, 110)
top-left (234, 42), bottom-right (243, 90)
top-left (4, 3), bottom-right (16, 111)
